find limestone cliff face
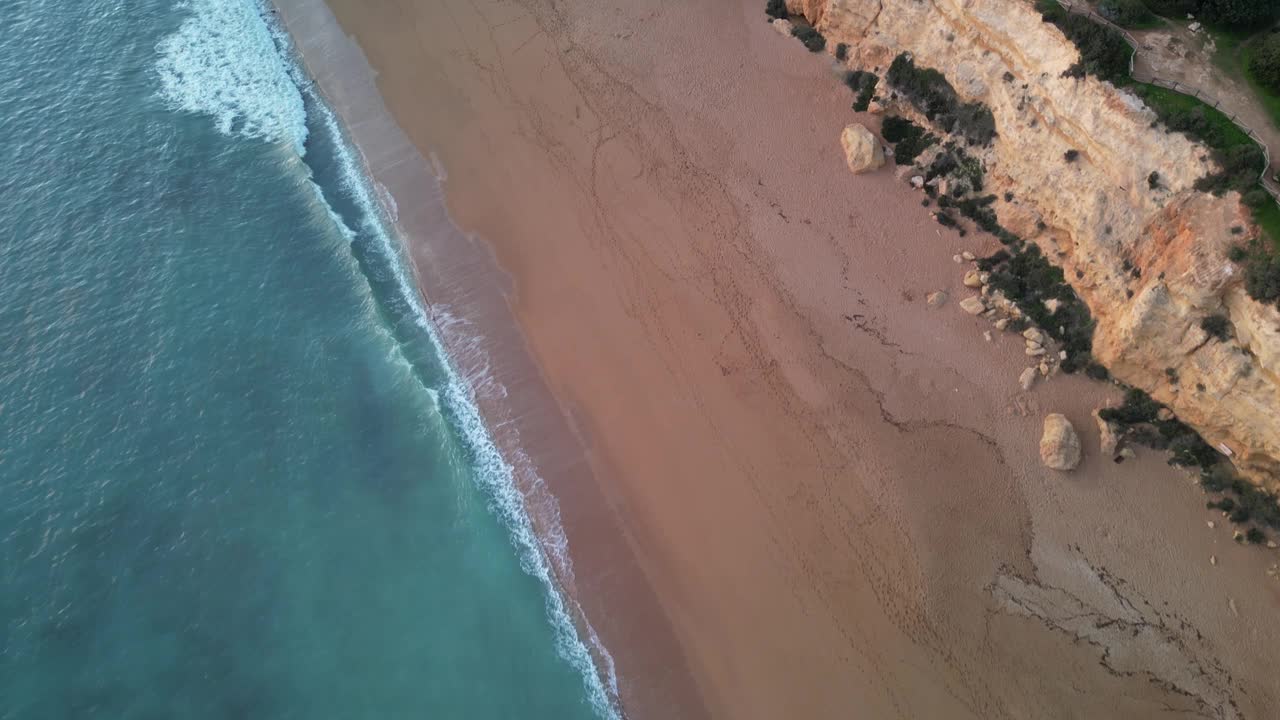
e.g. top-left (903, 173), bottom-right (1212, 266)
top-left (792, 0), bottom-right (1280, 488)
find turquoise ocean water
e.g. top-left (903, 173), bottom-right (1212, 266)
top-left (0, 1), bottom-right (611, 717)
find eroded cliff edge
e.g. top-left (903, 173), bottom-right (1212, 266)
top-left (789, 0), bottom-right (1280, 488)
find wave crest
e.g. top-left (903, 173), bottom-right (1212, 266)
top-left (155, 0), bottom-right (307, 152)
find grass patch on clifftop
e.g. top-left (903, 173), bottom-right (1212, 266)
top-left (1132, 82), bottom-right (1256, 150)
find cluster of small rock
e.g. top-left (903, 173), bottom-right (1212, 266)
top-left (931, 253), bottom-right (1070, 392)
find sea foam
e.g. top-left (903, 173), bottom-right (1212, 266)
top-left (314, 95), bottom-right (622, 718)
top-left (155, 2), bottom-right (622, 716)
top-left (155, 0), bottom-right (308, 153)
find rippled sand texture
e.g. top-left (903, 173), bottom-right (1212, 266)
top-left (279, 0), bottom-right (1280, 717)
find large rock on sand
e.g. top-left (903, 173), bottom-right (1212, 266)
top-left (1040, 413), bottom-right (1081, 471)
top-left (840, 124), bottom-right (884, 174)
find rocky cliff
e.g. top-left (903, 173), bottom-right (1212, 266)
top-left (789, 0), bottom-right (1280, 488)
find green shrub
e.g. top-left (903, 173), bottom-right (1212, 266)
top-left (765, 0), bottom-right (788, 20)
top-left (881, 116), bottom-right (938, 164)
top-left (1085, 362), bottom-right (1111, 380)
top-left (1098, 387), bottom-right (1224, 471)
top-left (1228, 244), bottom-right (1248, 262)
top-left (1196, 0), bottom-right (1280, 28)
top-left (1252, 34), bottom-right (1280, 94)
top-left (1201, 313), bottom-right (1232, 340)
top-left (1038, 1), bottom-right (1133, 83)
top-left (985, 244), bottom-right (1096, 371)
top-left (791, 24), bottom-right (826, 53)
top-left (1064, 149), bottom-right (1080, 162)
top-left (1167, 427), bottom-right (1220, 468)
top-left (835, 42), bottom-right (849, 62)
top-left (1148, 171), bottom-right (1161, 189)
top-left (1242, 188), bottom-right (1271, 208)
top-left (1099, 387), bottom-right (1161, 425)
top-left (1097, 0), bottom-right (1158, 27)
top-left (1246, 527), bottom-right (1267, 543)
top-left (844, 71), bottom-right (879, 112)
top-left (1244, 248), bottom-right (1280, 302)
top-left (1193, 144), bottom-right (1266, 195)
top-left (1141, 0), bottom-right (1196, 17)
top-left (886, 54), bottom-right (998, 146)
top-left (1141, 0), bottom-right (1277, 26)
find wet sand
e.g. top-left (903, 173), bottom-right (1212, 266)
top-left (274, 0), bottom-right (1280, 717)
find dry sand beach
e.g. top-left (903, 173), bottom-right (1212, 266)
top-left (274, 0), bottom-right (1280, 717)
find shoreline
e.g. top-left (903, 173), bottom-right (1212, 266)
top-left (263, 1), bottom-right (697, 716)
top-left (269, 0), bottom-right (1280, 717)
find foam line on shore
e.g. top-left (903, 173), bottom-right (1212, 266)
top-left (154, 0), bottom-right (622, 716)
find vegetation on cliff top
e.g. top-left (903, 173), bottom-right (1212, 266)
top-left (1098, 0), bottom-right (1161, 28)
top-left (1142, 0), bottom-right (1279, 29)
top-left (1037, 1), bottom-right (1280, 304)
top-left (1252, 33), bottom-right (1280, 94)
top-left (1037, 0), bottom-right (1134, 82)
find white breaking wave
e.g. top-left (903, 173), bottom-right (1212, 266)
top-left (156, 1), bottom-right (622, 713)
top-left (155, 0), bottom-right (308, 152)
top-left (313, 95), bottom-right (622, 718)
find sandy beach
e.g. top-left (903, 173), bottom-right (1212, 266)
top-left (274, 0), bottom-right (1280, 717)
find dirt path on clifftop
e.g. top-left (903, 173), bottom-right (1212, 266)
top-left (1130, 21), bottom-right (1280, 177)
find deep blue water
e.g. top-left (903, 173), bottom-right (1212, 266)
top-left (0, 1), bottom-right (609, 717)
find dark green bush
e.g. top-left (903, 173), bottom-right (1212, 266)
top-left (765, 0), bottom-right (788, 20)
top-left (985, 243), bottom-right (1095, 371)
top-left (1099, 387), bottom-right (1161, 425)
top-left (1201, 313), bottom-right (1232, 340)
top-left (1196, 0), bottom-right (1280, 28)
top-left (1097, 0), bottom-right (1158, 26)
top-left (1064, 149), bottom-right (1080, 162)
top-left (1148, 171), bottom-right (1161, 189)
top-left (1037, 1), bottom-right (1133, 83)
top-left (1242, 188), bottom-right (1271, 208)
top-left (881, 116), bottom-right (917, 143)
top-left (1193, 144), bottom-right (1266, 195)
top-left (791, 24), bottom-right (826, 52)
top-left (1166, 426), bottom-right (1220, 468)
top-left (844, 71), bottom-right (879, 112)
top-left (977, 250), bottom-right (1012, 271)
top-left (1246, 527), bottom-right (1267, 543)
top-left (881, 116), bottom-right (938, 165)
top-left (835, 42), bottom-right (849, 62)
top-left (1227, 244), bottom-right (1248, 262)
top-left (1253, 33), bottom-right (1280, 93)
top-left (1085, 362), bottom-right (1111, 380)
top-left (1099, 387), bottom-right (1224, 471)
top-left (886, 54), bottom-right (998, 146)
top-left (1244, 248), bottom-right (1280, 302)
top-left (1141, 0), bottom-right (1277, 27)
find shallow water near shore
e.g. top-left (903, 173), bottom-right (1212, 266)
top-left (0, 1), bottom-right (609, 717)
